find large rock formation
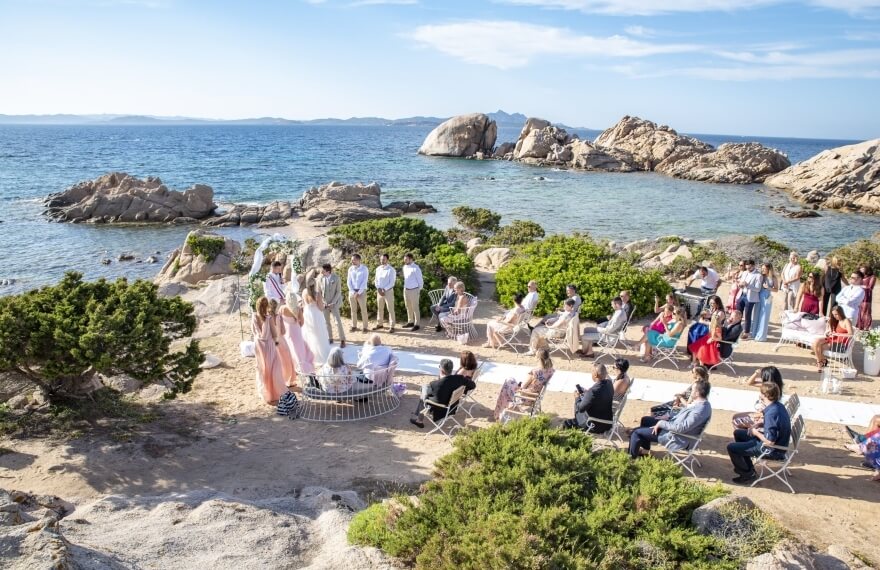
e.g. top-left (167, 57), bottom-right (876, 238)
top-left (765, 138), bottom-right (880, 214)
top-left (656, 142), bottom-right (791, 184)
top-left (594, 115), bottom-right (713, 170)
top-left (418, 113), bottom-right (497, 157)
top-left (514, 125), bottom-right (572, 162)
top-left (43, 172), bottom-right (216, 223)
top-left (300, 181), bottom-right (398, 225)
top-left (155, 229), bottom-right (241, 285)
top-left (568, 139), bottom-right (639, 172)
top-left (203, 201), bottom-right (297, 228)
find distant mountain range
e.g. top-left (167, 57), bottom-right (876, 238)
top-left (0, 110), bottom-right (581, 129)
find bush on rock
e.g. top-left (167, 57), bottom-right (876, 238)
top-left (185, 233), bottom-right (226, 263)
top-left (496, 234), bottom-right (668, 320)
top-left (829, 232), bottom-right (880, 274)
top-left (494, 220), bottom-right (546, 246)
top-left (451, 206), bottom-right (501, 235)
top-left (348, 417), bottom-right (744, 570)
top-left (0, 272), bottom-right (203, 399)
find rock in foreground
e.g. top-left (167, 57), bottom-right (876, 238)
top-left (765, 138), bottom-right (880, 214)
top-left (43, 172), bottom-right (216, 223)
top-left (418, 113), bottom-right (497, 158)
top-left (656, 142), bottom-right (791, 184)
top-left (155, 229), bottom-right (241, 285)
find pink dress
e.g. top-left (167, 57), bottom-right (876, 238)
top-left (254, 316), bottom-right (287, 404)
top-left (275, 314), bottom-right (296, 387)
top-left (281, 312), bottom-right (315, 376)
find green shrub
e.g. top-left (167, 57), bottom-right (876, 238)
top-left (665, 244), bottom-right (732, 280)
top-left (349, 417), bottom-right (740, 570)
top-left (329, 218), bottom-right (446, 256)
top-left (829, 236), bottom-right (880, 275)
top-left (493, 220), bottom-right (545, 246)
top-left (708, 502), bottom-right (788, 561)
top-left (451, 206), bottom-right (501, 234)
top-left (496, 235), bottom-right (669, 320)
top-left (185, 233), bottom-right (226, 262)
top-left (0, 272), bottom-right (202, 400)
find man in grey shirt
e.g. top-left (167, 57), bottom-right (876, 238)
top-left (628, 376), bottom-right (712, 458)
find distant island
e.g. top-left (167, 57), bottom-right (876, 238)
top-left (0, 110), bottom-right (582, 130)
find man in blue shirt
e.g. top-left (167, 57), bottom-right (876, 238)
top-left (726, 382), bottom-right (791, 484)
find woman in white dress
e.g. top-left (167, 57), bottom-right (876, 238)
top-left (300, 278), bottom-right (332, 367)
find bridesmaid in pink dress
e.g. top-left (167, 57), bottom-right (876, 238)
top-left (281, 290), bottom-right (315, 379)
top-left (253, 297), bottom-right (287, 404)
top-left (272, 300), bottom-right (297, 388)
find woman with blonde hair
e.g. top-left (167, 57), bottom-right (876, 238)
top-left (301, 279), bottom-right (331, 366)
top-left (281, 289), bottom-right (315, 378)
top-left (751, 263), bottom-right (778, 342)
top-left (253, 296), bottom-right (287, 404)
top-left (493, 348), bottom-right (555, 421)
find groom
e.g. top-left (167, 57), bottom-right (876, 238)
top-left (318, 263), bottom-right (346, 348)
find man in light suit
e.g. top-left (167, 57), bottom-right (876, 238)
top-left (318, 263), bottom-right (346, 348)
top-left (628, 376), bottom-right (712, 458)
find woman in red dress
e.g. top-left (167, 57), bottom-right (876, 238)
top-left (857, 265), bottom-right (875, 330)
top-left (812, 305), bottom-right (854, 372)
top-left (690, 296), bottom-right (725, 367)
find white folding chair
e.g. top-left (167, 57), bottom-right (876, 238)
top-left (593, 330), bottom-right (626, 363)
top-left (823, 334), bottom-right (856, 378)
top-left (427, 289), bottom-right (445, 326)
top-left (659, 423), bottom-right (709, 478)
top-left (783, 393), bottom-right (801, 418)
top-left (495, 310), bottom-right (534, 354)
top-left (583, 387), bottom-right (631, 445)
top-left (651, 335), bottom-right (684, 370)
top-left (460, 361), bottom-right (485, 420)
top-left (499, 381), bottom-right (548, 424)
top-left (619, 303), bottom-right (637, 351)
top-left (709, 339), bottom-right (739, 375)
top-left (420, 385), bottom-right (467, 441)
top-left (752, 415), bottom-right (805, 494)
top-left (546, 316), bottom-right (579, 361)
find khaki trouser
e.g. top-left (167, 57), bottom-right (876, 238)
top-left (323, 304), bottom-right (346, 342)
top-left (376, 289), bottom-right (396, 327)
top-left (349, 291), bottom-right (368, 330)
top-left (404, 287), bottom-right (421, 326)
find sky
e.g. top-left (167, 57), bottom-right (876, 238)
top-left (0, 0), bottom-right (879, 138)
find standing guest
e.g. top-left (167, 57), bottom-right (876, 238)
top-left (356, 334), bottom-right (395, 381)
top-left (737, 260), bottom-right (763, 340)
top-left (837, 270), bottom-right (866, 325)
top-left (253, 297), bottom-right (287, 405)
top-left (281, 290), bottom-right (315, 376)
top-left (410, 358), bottom-right (475, 428)
top-left (493, 349), bottom-right (554, 421)
top-left (780, 252), bottom-right (803, 312)
top-left (562, 363), bottom-right (614, 433)
top-left (431, 276), bottom-right (458, 332)
top-left (402, 252), bottom-right (424, 331)
top-left (533, 284), bottom-right (581, 329)
top-left (858, 265), bottom-right (875, 330)
top-left (795, 271), bottom-right (823, 316)
top-left (726, 382), bottom-right (791, 484)
top-left (687, 265), bottom-right (722, 294)
top-left (522, 280), bottom-right (540, 313)
top-left (751, 263), bottom-right (778, 342)
top-left (301, 281), bottom-right (332, 366)
top-left (272, 299), bottom-right (296, 387)
top-left (347, 254), bottom-right (369, 333)
top-left (628, 378), bottom-right (712, 459)
top-left (525, 298), bottom-right (577, 355)
top-left (318, 264), bottom-right (346, 347)
top-left (726, 260), bottom-right (747, 312)
top-left (823, 256), bottom-right (846, 316)
top-left (373, 253), bottom-right (397, 333)
top-left (484, 293), bottom-right (526, 349)
top-left (263, 261), bottom-right (287, 305)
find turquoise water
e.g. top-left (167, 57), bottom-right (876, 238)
top-left (1, 124), bottom-right (878, 295)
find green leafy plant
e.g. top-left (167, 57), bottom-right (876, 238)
top-left (348, 417), bottom-right (750, 570)
top-left (493, 220), bottom-right (546, 246)
top-left (829, 235), bottom-right (880, 275)
top-left (185, 233), bottom-right (226, 263)
top-left (329, 218), bottom-right (446, 256)
top-left (451, 206), bottom-right (502, 235)
top-left (247, 271), bottom-right (268, 310)
top-left (0, 272), bottom-right (202, 400)
top-left (496, 234), bottom-right (669, 320)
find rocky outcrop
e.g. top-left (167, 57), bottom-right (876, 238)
top-left (0, 489), bottom-right (73, 570)
top-left (514, 125), bottom-right (572, 162)
top-left (155, 230), bottom-right (241, 285)
top-left (493, 142), bottom-right (516, 159)
top-left (203, 201), bottom-right (297, 228)
top-left (300, 181), bottom-right (398, 225)
top-left (474, 247), bottom-right (512, 271)
top-left (657, 142), bottom-right (791, 184)
top-left (594, 115), bottom-right (713, 170)
top-left (770, 206), bottom-right (821, 219)
top-left (43, 172), bottom-right (216, 223)
top-left (384, 200), bottom-right (438, 214)
top-left (418, 113), bottom-right (497, 157)
top-left (765, 138), bottom-right (880, 214)
top-left (568, 139), bottom-right (638, 172)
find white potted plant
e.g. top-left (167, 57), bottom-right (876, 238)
top-left (862, 326), bottom-right (880, 377)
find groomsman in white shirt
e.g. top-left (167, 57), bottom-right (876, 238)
top-left (373, 253), bottom-right (397, 333)
top-left (347, 254), bottom-right (369, 333)
top-left (402, 252), bottom-right (424, 331)
top-left (263, 261), bottom-right (286, 305)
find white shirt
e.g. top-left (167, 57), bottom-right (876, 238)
top-left (402, 262), bottom-right (423, 289)
top-left (263, 272), bottom-right (286, 303)
top-left (373, 264), bottom-right (396, 291)
top-left (357, 344), bottom-right (394, 377)
top-left (781, 262), bottom-right (802, 289)
top-left (347, 264), bottom-right (368, 294)
top-left (836, 285), bottom-right (865, 321)
top-left (522, 291), bottom-right (539, 312)
top-left (692, 268), bottom-right (720, 290)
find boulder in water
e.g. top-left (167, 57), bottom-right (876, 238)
top-left (300, 181), bottom-right (398, 225)
top-left (657, 142), bottom-right (791, 184)
top-left (594, 115), bottom-right (713, 170)
top-left (154, 230), bottom-right (241, 286)
top-left (418, 113), bottom-right (497, 157)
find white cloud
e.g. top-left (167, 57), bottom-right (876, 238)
top-left (809, 0), bottom-right (880, 15)
top-left (497, 0), bottom-right (778, 16)
top-left (624, 25), bottom-right (655, 37)
top-left (349, 0), bottom-right (417, 5)
top-left (406, 20), bottom-right (700, 69)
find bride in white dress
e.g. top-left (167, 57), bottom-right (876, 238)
top-left (300, 278), bottom-right (332, 367)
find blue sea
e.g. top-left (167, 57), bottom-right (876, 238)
top-left (1, 124), bottom-right (878, 296)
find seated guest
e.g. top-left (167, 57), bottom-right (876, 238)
top-left (719, 310), bottom-right (744, 362)
top-left (844, 414), bottom-right (880, 448)
top-left (640, 307), bottom-right (687, 362)
top-left (457, 350), bottom-right (479, 379)
top-left (525, 298), bottom-right (577, 356)
top-left (562, 363), bottom-right (614, 433)
top-left (812, 305), bottom-right (853, 372)
top-left (654, 292), bottom-right (678, 314)
top-left (432, 276), bottom-right (459, 332)
top-left (533, 284), bottom-right (581, 329)
top-left (578, 297), bottom-right (627, 358)
top-left (628, 378), bottom-right (712, 459)
top-left (845, 423), bottom-right (880, 482)
top-left (836, 270), bottom-right (866, 322)
top-left (647, 366), bottom-right (709, 421)
top-left (483, 293), bottom-right (526, 348)
top-left (734, 366), bottom-right (784, 429)
top-left (493, 349), bottom-right (555, 421)
top-left (317, 347), bottom-right (355, 394)
top-left (794, 271), bottom-right (824, 316)
top-left (726, 382), bottom-right (791, 484)
top-left (688, 296), bottom-right (726, 367)
top-left (611, 358), bottom-right (632, 397)
top-left (598, 290), bottom-right (632, 326)
top-left (639, 303), bottom-right (675, 345)
top-left (410, 358), bottom-right (476, 428)
top-left (522, 280), bottom-right (539, 313)
top-left (356, 333), bottom-right (394, 381)
top-left (439, 281), bottom-right (469, 322)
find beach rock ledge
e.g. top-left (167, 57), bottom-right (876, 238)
top-left (418, 113), bottom-right (497, 158)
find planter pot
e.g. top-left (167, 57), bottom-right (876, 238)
top-left (864, 348), bottom-right (880, 377)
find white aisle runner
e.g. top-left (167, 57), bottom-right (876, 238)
top-left (341, 345), bottom-right (880, 427)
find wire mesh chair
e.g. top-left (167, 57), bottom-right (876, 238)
top-left (427, 288), bottom-right (446, 326)
top-left (296, 359), bottom-right (400, 422)
top-left (439, 294), bottom-right (479, 345)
